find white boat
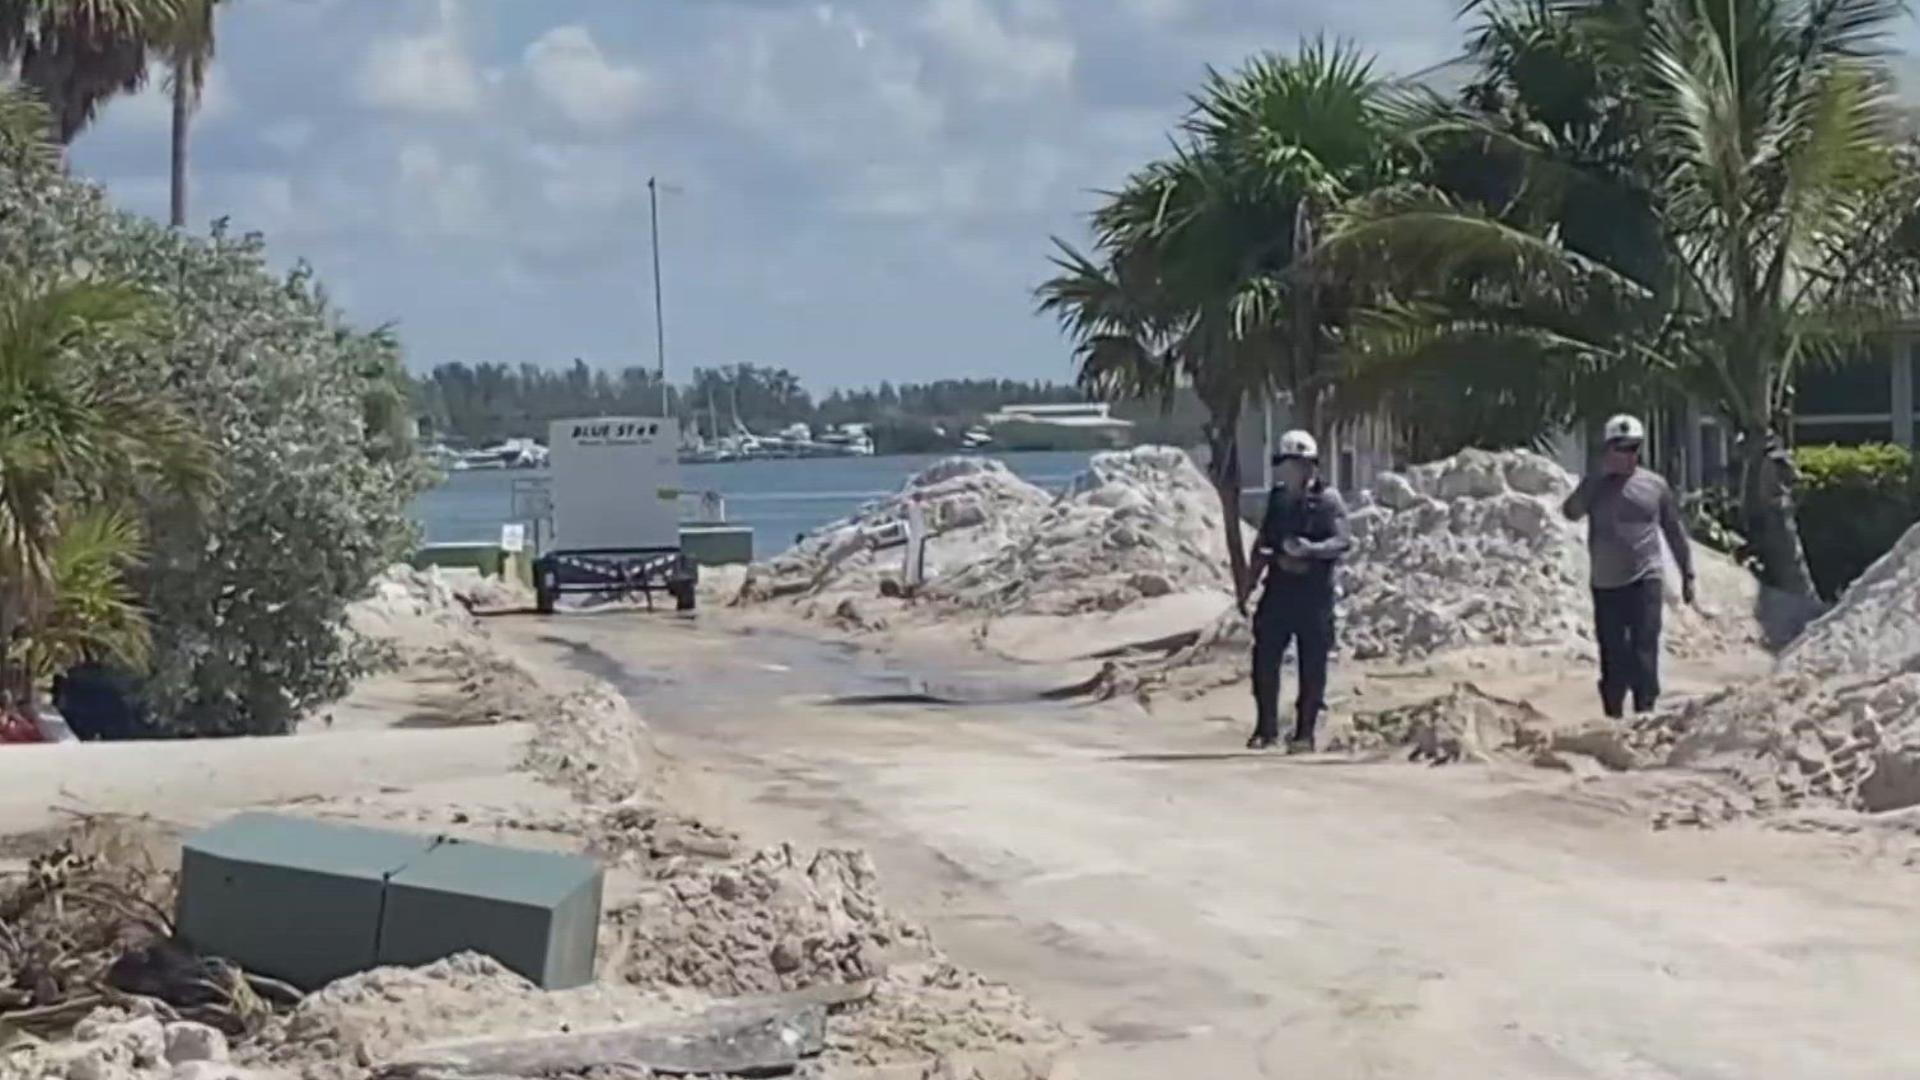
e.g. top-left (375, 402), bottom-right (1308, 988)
top-left (816, 423), bottom-right (876, 457)
top-left (960, 426), bottom-right (994, 452)
top-left (451, 438), bottom-right (549, 471)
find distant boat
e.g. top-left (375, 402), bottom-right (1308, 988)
top-left (960, 426), bottom-right (994, 452)
top-left (679, 420), bottom-right (875, 463)
top-left (451, 438), bottom-right (549, 471)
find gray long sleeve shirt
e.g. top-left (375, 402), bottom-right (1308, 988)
top-left (1561, 467), bottom-right (1694, 590)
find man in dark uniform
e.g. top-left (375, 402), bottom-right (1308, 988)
top-left (1248, 430), bottom-right (1351, 752)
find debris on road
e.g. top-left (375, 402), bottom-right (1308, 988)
top-left (1341, 449), bottom-right (1759, 661)
top-left (927, 446), bottom-right (1242, 617)
top-left (736, 458), bottom-right (1051, 612)
top-left (6, 555), bottom-right (1070, 1080)
top-left (601, 845), bottom-right (929, 998)
top-left (1328, 683), bottom-right (1551, 764)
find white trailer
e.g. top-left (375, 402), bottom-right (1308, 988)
top-left (534, 417), bottom-right (698, 613)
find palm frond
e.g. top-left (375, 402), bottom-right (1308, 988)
top-left (12, 507), bottom-right (151, 683)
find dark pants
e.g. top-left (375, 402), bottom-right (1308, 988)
top-left (1593, 577), bottom-right (1663, 717)
top-left (1251, 589), bottom-right (1335, 743)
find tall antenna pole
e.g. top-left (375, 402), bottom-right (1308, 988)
top-left (649, 176), bottom-right (668, 417)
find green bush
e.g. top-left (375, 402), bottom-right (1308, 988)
top-left (0, 145), bottom-right (428, 734)
top-left (1793, 443), bottom-right (1919, 601)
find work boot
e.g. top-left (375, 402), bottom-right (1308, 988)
top-left (1285, 736), bottom-right (1314, 755)
top-left (1246, 733), bottom-right (1277, 751)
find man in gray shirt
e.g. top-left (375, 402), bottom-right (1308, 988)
top-left (1561, 414), bottom-right (1695, 718)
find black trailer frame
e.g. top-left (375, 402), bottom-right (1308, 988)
top-left (533, 546), bottom-right (698, 614)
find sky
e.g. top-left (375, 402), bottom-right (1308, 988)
top-left (60, 0), bottom-right (1915, 389)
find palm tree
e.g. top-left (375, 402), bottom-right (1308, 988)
top-left (1038, 41), bottom-right (1403, 603)
top-left (1326, 0), bottom-right (1920, 598)
top-left (0, 274), bottom-right (210, 712)
top-left (1, 0), bottom-right (184, 145)
top-left (161, 0), bottom-right (215, 228)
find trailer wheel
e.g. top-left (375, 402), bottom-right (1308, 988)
top-left (671, 581), bottom-right (696, 612)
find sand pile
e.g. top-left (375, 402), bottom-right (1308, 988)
top-left (2, 1008), bottom-right (268, 1080)
top-left (345, 565), bottom-right (472, 645)
top-left (243, 954), bottom-right (686, 1080)
top-left (736, 459), bottom-right (1051, 617)
top-left (925, 446), bottom-right (1240, 617)
top-left (1341, 449), bottom-right (1759, 661)
top-left (1329, 683), bottom-right (1550, 763)
top-left (1090, 449), bottom-right (1764, 701)
top-left (517, 680), bottom-right (666, 805)
top-left (1779, 525), bottom-right (1920, 678)
top-left (602, 844), bottom-right (930, 998)
top-left (1635, 523), bottom-right (1920, 819)
top-left (332, 566), bottom-right (554, 732)
top-left (824, 963), bottom-right (1068, 1072)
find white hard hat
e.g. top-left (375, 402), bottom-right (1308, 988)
top-left (1603, 414), bottom-right (1646, 445)
top-left (1275, 429), bottom-right (1319, 462)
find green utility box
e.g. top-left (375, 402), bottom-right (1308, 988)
top-left (177, 814), bottom-right (603, 991)
top-left (381, 839), bottom-right (603, 990)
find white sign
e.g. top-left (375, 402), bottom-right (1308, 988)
top-left (548, 417), bottom-right (681, 551)
top-left (499, 523), bottom-right (526, 553)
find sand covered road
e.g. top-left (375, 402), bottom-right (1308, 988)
top-left (501, 612), bottom-right (1920, 1080)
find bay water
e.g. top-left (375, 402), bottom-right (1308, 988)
top-left (411, 450), bottom-right (1092, 559)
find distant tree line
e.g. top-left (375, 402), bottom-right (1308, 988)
top-left (408, 361), bottom-right (1171, 452)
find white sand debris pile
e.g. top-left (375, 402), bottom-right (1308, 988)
top-left (1778, 525), bottom-right (1920, 678)
top-left (243, 954), bottom-right (686, 1080)
top-left (602, 844), bottom-right (930, 998)
top-left (519, 681), bottom-right (666, 804)
top-left (1328, 683), bottom-right (1551, 763)
top-left (926, 446), bottom-right (1241, 616)
top-left (1340, 449), bottom-right (1759, 661)
top-left (346, 565), bottom-right (473, 643)
top-left (736, 458), bottom-right (1051, 612)
top-left (1, 1008), bottom-right (270, 1080)
top-left (336, 565), bottom-right (551, 731)
top-left (1635, 523), bottom-right (1920, 820)
top-left (824, 963), bottom-right (1069, 1072)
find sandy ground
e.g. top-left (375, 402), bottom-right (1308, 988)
top-left (9, 574), bottom-right (1920, 1079)
top-left (493, 608), bottom-right (1920, 1080)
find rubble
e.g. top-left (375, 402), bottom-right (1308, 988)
top-left (1340, 449), bottom-right (1760, 661)
top-left (3, 1007), bottom-right (281, 1080)
top-left (1778, 523), bottom-right (1920, 678)
top-left (735, 458), bottom-right (1051, 614)
top-left (601, 845), bottom-right (931, 998)
top-left (1327, 683), bottom-right (1551, 764)
top-left (241, 954), bottom-right (682, 1080)
top-left (925, 446), bottom-right (1242, 617)
top-left (1628, 521), bottom-right (1920, 822)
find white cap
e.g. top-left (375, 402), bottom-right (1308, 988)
top-left (1604, 414), bottom-right (1646, 445)
top-left (1275, 429), bottom-right (1319, 462)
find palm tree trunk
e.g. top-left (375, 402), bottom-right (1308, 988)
top-left (1205, 415), bottom-right (1251, 608)
top-left (169, 72), bottom-right (190, 229)
top-left (1738, 431), bottom-right (1816, 598)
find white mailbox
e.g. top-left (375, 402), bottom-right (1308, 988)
top-left (547, 417), bottom-right (681, 552)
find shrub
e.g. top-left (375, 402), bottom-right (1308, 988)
top-left (0, 146), bottom-right (428, 734)
top-left (1792, 443), bottom-right (1919, 601)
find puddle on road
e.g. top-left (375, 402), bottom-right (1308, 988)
top-left (545, 623), bottom-right (1098, 720)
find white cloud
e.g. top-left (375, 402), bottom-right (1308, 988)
top-left (920, 0), bottom-right (1074, 99)
top-left (356, 21), bottom-right (481, 115)
top-left (1117, 0), bottom-right (1193, 23)
top-left (260, 118), bottom-right (315, 154)
top-left (524, 25), bottom-right (655, 130)
top-left (396, 143), bottom-right (491, 237)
